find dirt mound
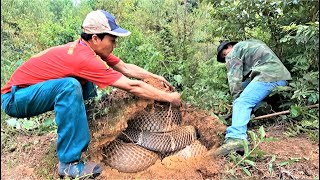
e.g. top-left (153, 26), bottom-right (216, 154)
top-left (181, 104), bottom-right (226, 149)
top-left (86, 77), bottom-right (227, 179)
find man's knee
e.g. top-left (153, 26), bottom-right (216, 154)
top-left (61, 78), bottom-right (83, 95)
top-left (233, 96), bottom-right (259, 109)
top-left (63, 77), bottom-right (82, 88)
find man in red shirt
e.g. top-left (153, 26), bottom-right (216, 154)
top-left (1, 10), bottom-right (181, 178)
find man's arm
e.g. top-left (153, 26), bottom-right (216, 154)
top-left (111, 60), bottom-right (174, 90)
top-left (226, 57), bottom-right (244, 101)
top-left (111, 75), bottom-right (181, 106)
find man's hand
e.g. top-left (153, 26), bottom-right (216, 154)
top-left (112, 76), bottom-right (181, 106)
top-left (154, 75), bottom-right (175, 91)
top-left (169, 92), bottom-right (181, 107)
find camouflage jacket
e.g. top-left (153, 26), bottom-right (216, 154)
top-left (225, 39), bottom-right (292, 100)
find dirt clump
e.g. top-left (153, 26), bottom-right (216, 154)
top-left (181, 104), bottom-right (226, 149)
top-left (143, 77), bottom-right (173, 92)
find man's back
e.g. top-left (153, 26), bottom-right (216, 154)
top-left (1, 40), bottom-right (122, 94)
top-left (226, 39), bottom-right (292, 83)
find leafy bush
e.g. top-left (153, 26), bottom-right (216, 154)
top-left (1, 0), bottom-right (318, 140)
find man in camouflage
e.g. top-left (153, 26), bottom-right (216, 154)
top-left (212, 39), bottom-right (292, 156)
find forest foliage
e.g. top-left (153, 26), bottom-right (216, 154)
top-left (1, 0), bottom-right (319, 139)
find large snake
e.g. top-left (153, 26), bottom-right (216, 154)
top-left (102, 103), bottom-right (206, 173)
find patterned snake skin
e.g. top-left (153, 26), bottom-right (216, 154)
top-left (103, 105), bottom-right (206, 173)
top-left (166, 140), bottom-right (208, 158)
top-left (127, 108), bottom-right (182, 132)
top-left (103, 139), bottom-right (159, 173)
top-left (119, 125), bottom-right (197, 153)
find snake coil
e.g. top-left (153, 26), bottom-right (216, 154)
top-left (103, 105), bottom-right (206, 173)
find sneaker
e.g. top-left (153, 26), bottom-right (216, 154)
top-left (214, 138), bottom-right (246, 157)
top-left (58, 161), bottom-right (102, 179)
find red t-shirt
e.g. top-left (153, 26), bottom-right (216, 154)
top-left (1, 39), bottom-right (123, 94)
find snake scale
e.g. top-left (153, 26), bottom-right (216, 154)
top-left (120, 125), bottom-right (197, 152)
top-left (103, 139), bottom-right (159, 173)
top-left (126, 108), bottom-right (182, 132)
top-left (103, 105), bottom-right (207, 173)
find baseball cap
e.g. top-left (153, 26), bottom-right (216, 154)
top-left (216, 41), bottom-right (237, 63)
top-left (82, 10), bottom-right (131, 37)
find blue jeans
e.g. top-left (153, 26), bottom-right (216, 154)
top-left (225, 80), bottom-right (288, 140)
top-left (1, 77), bottom-right (97, 163)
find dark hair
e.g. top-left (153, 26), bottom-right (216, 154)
top-left (80, 32), bottom-right (107, 41)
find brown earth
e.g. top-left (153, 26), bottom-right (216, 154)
top-left (1, 78), bottom-right (319, 179)
top-left (1, 124), bottom-right (318, 180)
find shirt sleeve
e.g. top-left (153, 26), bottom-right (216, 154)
top-left (226, 56), bottom-right (243, 101)
top-left (105, 54), bottom-right (121, 66)
top-left (76, 54), bottom-right (122, 88)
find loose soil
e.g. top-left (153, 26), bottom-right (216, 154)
top-left (1, 78), bottom-right (319, 179)
top-left (2, 124), bottom-right (318, 179)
